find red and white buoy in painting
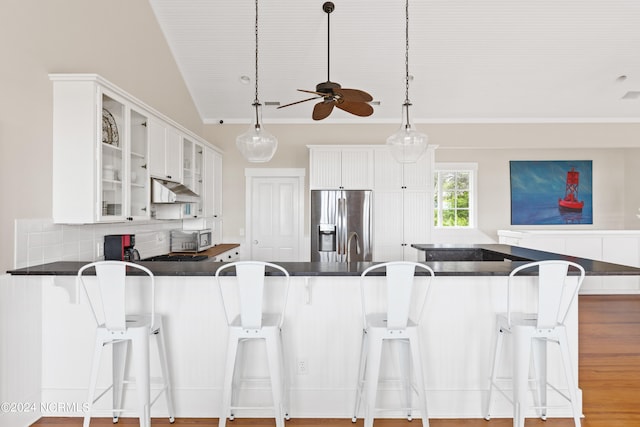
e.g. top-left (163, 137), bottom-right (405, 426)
top-left (558, 167), bottom-right (584, 211)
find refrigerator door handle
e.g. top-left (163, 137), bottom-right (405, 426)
top-left (337, 197), bottom-right (346, 258)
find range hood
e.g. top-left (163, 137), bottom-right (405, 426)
top-left (151, 178), bottom-right (200, 203)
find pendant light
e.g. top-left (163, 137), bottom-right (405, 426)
top-left (236, 0), bottom-right (277, 163)
top-left (386, 0), bottom-right (428, 164)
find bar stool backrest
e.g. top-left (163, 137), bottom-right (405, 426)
top-left (507, 260), bottom-right (585, 329)
top-left (77, 261), bottom-right (155, 332)
top-left (361, 261), bottom-right (435, 330)
top-left (215, 261), bottom-right (291, 330)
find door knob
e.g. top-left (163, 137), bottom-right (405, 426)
top-left (253, 240), bottom-right (258, 244)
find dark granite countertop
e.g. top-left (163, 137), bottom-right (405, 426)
top-left (7, 244), bottom-right (640, 277)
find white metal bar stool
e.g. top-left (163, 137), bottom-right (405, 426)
top-left (215, 261), bottom-right (291, 427)
top-left (77, 261), bottom-right (175, 427)
top-left (485, 260), bottom-right (586, 427)
top-left (352, 261), bottom-right (434, 427)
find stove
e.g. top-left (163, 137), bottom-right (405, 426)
top-left (143, 254), bottom-right (209, 262)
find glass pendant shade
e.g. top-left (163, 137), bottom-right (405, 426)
top-left (235, 110), bottom-right (277, 163)
top-left (386, 103), bottom-right (428, 163)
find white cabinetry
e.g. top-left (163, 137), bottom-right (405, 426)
top-left (308, 146), bottom-right (373, 189)
top-left (373, 146), bottom-right (434, 261)
top-left (51, 73), bottom-right (222, 224)
top-left (148, 119), bottom-right (181, 181)
top-left (51, 75), bottom-right (151, 223)
top-left (204, 147), bottom-right (223, 219)
top-left (307, 144), bottom-right (434, 261)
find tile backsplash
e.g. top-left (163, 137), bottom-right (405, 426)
top-left (13, 218), bottom-right (187, 269)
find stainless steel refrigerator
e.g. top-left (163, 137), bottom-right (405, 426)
top-left (311, 190), bottom-right (372, 262)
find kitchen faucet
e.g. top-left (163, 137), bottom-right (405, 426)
top-left (347, 231), bottom-right (361, 262)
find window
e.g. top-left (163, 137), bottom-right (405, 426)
top-left (433, 163), bottom-right (477, 228)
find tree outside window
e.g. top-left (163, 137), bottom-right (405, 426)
top-left (434, 169), bottom-right (473, 227)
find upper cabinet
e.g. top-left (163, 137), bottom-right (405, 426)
top-left (50, 74), bottom-right (221, 224)
top-left (373, 146), bottom-right (432, 191)
top-left (204, 147), bottom-right (223, 219)
top-left (148, 118), bottom-right (181, 181)
top-left (308, 146), bottom-right (374, 189)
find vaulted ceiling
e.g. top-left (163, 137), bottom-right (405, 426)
top-left (149, 0), bottom-right (640, 125)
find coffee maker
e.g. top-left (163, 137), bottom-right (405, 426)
top-left (104, 234), bottom-right (140, 261)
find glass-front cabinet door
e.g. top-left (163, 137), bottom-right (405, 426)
top-left (100, 93), bottom-right (125, 221)
top-left (128, 108), bottom-right (150, 220)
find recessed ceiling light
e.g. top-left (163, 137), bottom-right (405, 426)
top-left (622, 91), bottom-right (640, 100)
top-left (239, 75), bottom-right (251, 84)
top-left (616, 75), bottom-right (628, 83)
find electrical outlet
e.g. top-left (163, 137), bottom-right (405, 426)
top-left (297, 358), bottom-right (308, 375)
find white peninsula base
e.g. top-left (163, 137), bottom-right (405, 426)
top-left (36, 273), bottom-right (581, 421)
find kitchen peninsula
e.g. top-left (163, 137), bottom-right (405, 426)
top-left (8, 245), bottom-right (640, 421)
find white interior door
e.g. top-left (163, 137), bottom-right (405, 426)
top-left (247, 170), bottom-right (304, 261)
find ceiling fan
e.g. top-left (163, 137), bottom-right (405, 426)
top-left (277, 1), bottom-right (374, 121)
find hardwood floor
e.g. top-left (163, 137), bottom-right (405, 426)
top-left (32, 295), bottom-right (640, 427)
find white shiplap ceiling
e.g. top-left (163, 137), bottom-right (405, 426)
top-left (149, 0), bottom-right (640, 124)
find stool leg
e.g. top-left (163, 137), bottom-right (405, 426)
top-left (277, 330), bottom-right (290, 421)
top-left (352, 331), bottom-right (368, 422)
top-left (112, 340), bottom-right (129, 423)
top-left (513, 329), bottom-right (532, 427)
top-left (84, 332), bottom-right (106, 427)
top-left (531, 337), bottom-right (547, 420)
top-left (265, 333), bottom-right (285, 427)
top-left (408, 333), bottom-right (429, 427)
top-left (131, 330), bottom-right (151, 427)
top-left (485, 328), bottom-right (505, 420)
top-left (219, 332), bottom-right (239, 427)
top-left (154, 321), bottom-right (176, 423)
top-left (364, 334), bottom-right (383, 427)
top-left (557, 328), bottom-right (582, 427)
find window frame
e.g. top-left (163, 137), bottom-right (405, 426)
top-left (433, 162), bottom-right (478, 229)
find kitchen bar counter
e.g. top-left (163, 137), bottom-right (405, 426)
top-left (7, 244), bottom-right (640, 421)
top-left (8, 244), bottom-right (640, 277)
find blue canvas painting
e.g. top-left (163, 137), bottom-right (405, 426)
top-left (510, 160), bottom-right (593, 225)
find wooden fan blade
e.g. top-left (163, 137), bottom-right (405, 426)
top-left (336, 88), bottom-right (373, 102)
top-left (298, 89), bottom-right (333, 97)
top-left (313, 101), bottom-right (335, 120)
top-left (277, 96), bottom-right (322, 109)
top-left (335, 100), bottom-right (374, 117)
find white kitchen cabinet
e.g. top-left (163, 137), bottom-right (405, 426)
top-left (127, 108), bottom-right (151, 220)
top-left (204, 147), bottom-right (222, 219)
top-left (51, 73), bottom-right (221, 224)
top-left (51, 75), bottom-right (151, 223)
top-left (372, 146), bottom-right (434, 261)
top-left (308, 146), bottom-right (373, 189)
top-left (148, 119), bottom-right (182, 182)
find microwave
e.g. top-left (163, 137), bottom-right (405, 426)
top-left (170, 229), bottom-right (213, 253)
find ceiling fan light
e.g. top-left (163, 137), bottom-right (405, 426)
top-left (236, 123), bottom-right (278, 163)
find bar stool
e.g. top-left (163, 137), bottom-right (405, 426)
top-left (485, 260), bottom-right (586, 427)
top-left (352, 261), bottom-right (434, 427)
top-left (215, 261), bottom-right (291, 427)
top-left (77, 261), bottom-right (175, 427)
